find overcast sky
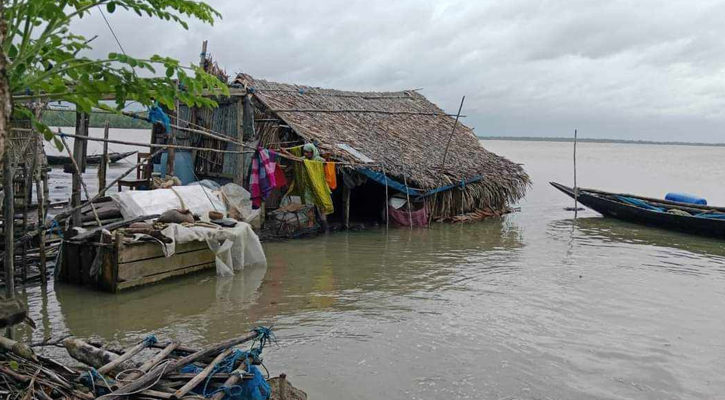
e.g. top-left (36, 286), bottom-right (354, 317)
top-left (74, 0), bottom-right (725, 142)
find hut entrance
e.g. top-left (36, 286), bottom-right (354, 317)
top-left (333, 179), bottom-right (386, 226)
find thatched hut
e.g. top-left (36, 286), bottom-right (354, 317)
top-left (231, 73), bottom-right (529, 224)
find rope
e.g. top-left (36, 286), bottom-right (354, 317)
top-left (96, 6), bottom-right (128, 56)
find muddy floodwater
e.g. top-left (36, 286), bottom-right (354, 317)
top-left (16, 138), bottom-right (725, 399)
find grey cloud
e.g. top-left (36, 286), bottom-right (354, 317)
top-left (71, 0), bottom-right (725, 142)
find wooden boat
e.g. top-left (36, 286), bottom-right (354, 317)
top-left (550, 182), bottom-right (725, 239)
top-left (47, 150), bottom-right (137, 166)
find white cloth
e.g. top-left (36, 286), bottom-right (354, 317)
top-left (160, 222), bottom-right (266, 277)
top-left (111, 186), bottom-right (226, 220)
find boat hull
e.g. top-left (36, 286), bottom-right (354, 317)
top-left (550, 182), bottom-right (725, 239)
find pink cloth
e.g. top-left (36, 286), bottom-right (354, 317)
top-left (387, 205), bottom-right (429, 227)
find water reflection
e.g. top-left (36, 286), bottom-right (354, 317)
top-left (548, 216), bottom-right (725, 277)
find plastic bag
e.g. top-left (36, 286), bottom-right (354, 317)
top-left (220, 183), bottom-right (253, 221)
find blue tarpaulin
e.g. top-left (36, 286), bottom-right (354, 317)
top-left (415, 175), bottom-right (484, 200)
top-left (356, 168), bottom-right (421, 196)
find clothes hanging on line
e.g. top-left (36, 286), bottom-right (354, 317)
top-left (324, 162), bottom-right (337, 190)
top-left (288, 146), bottom-right (334, 215)
top-left (250, 148), bottom-right (285, 208)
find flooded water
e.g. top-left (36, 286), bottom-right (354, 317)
top-left (44, 127), bottom-right (150, 203)
top-left (16, 139), bottom-right (725, 399)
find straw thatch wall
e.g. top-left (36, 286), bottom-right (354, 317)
top-left (235, 73), bottom-right (529, 217)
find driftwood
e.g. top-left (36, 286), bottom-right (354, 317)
top-left (0, 328), bottom-right (306, 400)
top-left (0, 298), bottom-right (28, 329)
top-left (101, 330), bottom-right (258, 400)
top-left (0, 336), bottom-right (37, 362)
top-left (171, 348), bottom-right (232, 399)
top-left (97, 338), bottom-right (154, 375)
top-left (123, 341), bottom-right (179, 381)
top-left (63, 338), bottom-right (137, 372)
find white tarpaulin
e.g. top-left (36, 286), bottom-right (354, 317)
top-left (112, 186), bottom-right (226, 220)
top-left (160, 222), bottom-right (266, 276)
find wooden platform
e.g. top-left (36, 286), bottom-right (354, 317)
top-left (61, 232), bottom-right (216, 293)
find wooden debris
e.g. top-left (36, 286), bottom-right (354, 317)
top-left (0, 327), bottom-right (308, 400)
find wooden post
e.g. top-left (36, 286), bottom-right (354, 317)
top-left (166, 99), bottom-right (179, 177)
top-left (279, 373), bottom-right (288, 400)
top-left (574, 129), bottom-right (578, 219)
top-left (98, 121), bottom-right (109, 196)
top-left (199, 40), bottom-right (208, 71)
top-left (35, 177), bottom-right (46, 284)
top-left (381, 165), bottom-right (389, 230)
top-left (71, 112), bottom-right (89, 227)
top-left (342, 184), bottom-right (351, 230)
top-left (235, 97), bottom-right (245, 186)
top-left (3, 148), bottom-right (14, 298)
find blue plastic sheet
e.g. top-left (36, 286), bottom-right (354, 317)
top-left (355, 168), bottom-right (421, 196)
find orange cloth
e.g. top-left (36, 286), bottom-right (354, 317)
top-left (324, 162), bottom-right (337, 190)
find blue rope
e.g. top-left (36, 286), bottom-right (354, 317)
top-left (252, 326), bottom-right (276, 353)
top-left (143, 334), bottom-right (158, 346)
top-left (49, 219), bottom-right (63, 239)
top-left (201, 349), bottom-right (250, 397)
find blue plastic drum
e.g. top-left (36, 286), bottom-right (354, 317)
top-left (665, 192), bottom-right (707, 205)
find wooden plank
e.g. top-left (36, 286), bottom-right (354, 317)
top-left (99, 231), bottom-right (116, 292)
top-left (118, 248), bottom-right (215, 281)
top-left (79, 244), bottom-right (93, 285)
top-left (116, 262), bottom-right (215, 291)
top-left (119, 240), bottom-right (209, 264)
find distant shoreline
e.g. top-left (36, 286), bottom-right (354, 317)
top-left (478, 136), bottom-right (725, 147)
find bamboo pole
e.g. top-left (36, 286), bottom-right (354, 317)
top-left (270, 108), bottom-right (466, 117)
top-left (98, 121), bottom-right (110, 196)
top-left (440, 96), bottom-right (465, 170)
top-left (51, 131), bottom-right (376, 167)
top-left (102, 331), bottom-right (258, 400)
top-left (279, 373), bottom-right (288, 400)
top-left (172, 348), bottom-right (232, 399)
top-left (3, 148), bottom-right (14, 298)
top-left (210, 363), bottom-right (247, 400)
top-left (70, 112), bottom-right (89, 227)
top-left (382, 164), bottom-right (389, 231)
top-left (97, 338), bottom-right (155, 375)
top-left (574, 129), bottom-right (578, 219)
top-left (35, 177), bottom-right (46, 284)
top-left (123, 341), bottom-right (179, 382)
top-left (59, 134), bottom-right (102, 227)
top-left (342, 184), bottom-right (350, 230)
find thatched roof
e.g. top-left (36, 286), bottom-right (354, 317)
top-left (235, 73), bottom-right (529, 209)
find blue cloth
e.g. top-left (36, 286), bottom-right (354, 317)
top-left (148, 104), bottom-right (171, 133)
top-left (616, 196), bottom-right (664, 212)
top-left (694, 212), bottom-right (725, 220)
top-left (227, 366), bottom-right (270, 400)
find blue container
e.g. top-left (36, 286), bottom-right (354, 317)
top-left (153, 150), bottom-right (196, 185)
top-left (665, 192), bottom-right (707, 205)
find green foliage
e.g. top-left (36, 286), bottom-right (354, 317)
top-left (4, 0), bottom-right (229, 147)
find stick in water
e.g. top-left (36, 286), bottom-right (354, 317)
top-left (574, 129), bottom-right (578, 218)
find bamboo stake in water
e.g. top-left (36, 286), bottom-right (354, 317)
top-left (381, 164), bottom-right (389, 231)
top-left (574, 129), bottom-right (578, 219)
top-left (59, 134), bottom-right (102, 227)
top-left (98, 121), bottom-right (109, 196)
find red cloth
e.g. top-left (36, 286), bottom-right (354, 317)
top-left (387, 205), bottom-right (428, 227)
top-left (274, 164), bottom-right (287, 189)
